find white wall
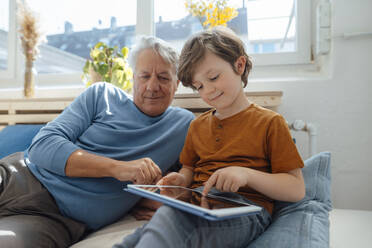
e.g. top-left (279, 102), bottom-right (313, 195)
top-left (248, 0), bottom-right (372, 211)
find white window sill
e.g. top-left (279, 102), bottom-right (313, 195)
top-left (0, 85), bottom-right (85, 99)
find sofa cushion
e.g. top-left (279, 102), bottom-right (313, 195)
top-left (248, 152), bottom-right (332, 248)
top-left (0, 124), bottom-right (44, 159)
top-left (276, 151), bottom-right (332, 208)
top-left (70, 215), bottom-right (146, 248)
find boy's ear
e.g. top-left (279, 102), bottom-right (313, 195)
top-left (235, 56), bottom-right (246, 75)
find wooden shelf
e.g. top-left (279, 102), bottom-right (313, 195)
top-left (0, 91), bottom-right (282, 129)
top-left (172, 91), bottom-right (282, 110)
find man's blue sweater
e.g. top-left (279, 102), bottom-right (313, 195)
top-left (26, 83), bottom-right (194, 230)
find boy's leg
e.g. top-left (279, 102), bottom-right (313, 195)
top-left (133, 205), bottom-right (271, 248)
top-left (113, 224), bottom-right (147, 248)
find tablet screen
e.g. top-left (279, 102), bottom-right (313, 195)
top-left (132, 185), bottom-right (252, 210)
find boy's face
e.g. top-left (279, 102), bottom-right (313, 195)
top-left (133, 48), bottom-right (179, 117)
top-left (192, 50), bottom-right (246, 113)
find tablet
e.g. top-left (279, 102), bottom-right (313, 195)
top-left (125, 185), bottom-right (262, 221)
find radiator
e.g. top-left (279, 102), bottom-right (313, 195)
top-left (288, 120), bottom-right (317, 157)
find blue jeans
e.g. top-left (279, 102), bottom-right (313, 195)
top-left (114, 205), bottom-right (271, 248)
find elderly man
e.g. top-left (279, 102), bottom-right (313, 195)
top-left (0, 36), bottom-right (194, 248)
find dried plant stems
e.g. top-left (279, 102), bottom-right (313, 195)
top-left (17, 1), bottom-right (43, 97)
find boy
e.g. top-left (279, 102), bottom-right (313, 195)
top-left (115, 27), bottom-right (305, 248)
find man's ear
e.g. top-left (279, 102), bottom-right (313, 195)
top-left (235, 56), bottom-right (246, 75)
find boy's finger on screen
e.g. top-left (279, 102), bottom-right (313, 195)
top-left (156, 178), bottom-right (164, 185)
top-left (215, 176), bottom-right (225, 191)
top-left (231, 183), bottom-right (239, 192)
top-left (222, 180), bottom-right (231, 192)
top-left (203, 174), bottom-right (218, 195)
top-left (157, 174), bottom-right (174, 186)
top-left (166, 173), bottom-right (178, 183)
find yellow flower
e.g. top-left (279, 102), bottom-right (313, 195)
top-left (185, 0), bottom-right (238, 29)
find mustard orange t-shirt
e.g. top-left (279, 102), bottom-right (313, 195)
top-left (179, 103), bottom-right (304, 215)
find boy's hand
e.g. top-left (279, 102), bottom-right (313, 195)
top-left (202, 167), bottom-right (250, 195)
top-left (157, 172), bottom-right (186, 186)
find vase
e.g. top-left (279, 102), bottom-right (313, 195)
top-left (24, 60), bottom-right (36, 98)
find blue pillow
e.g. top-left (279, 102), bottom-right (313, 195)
top-left (248, 152), bottom-right (332, 248)
top-left (0, 124), bottom-right (44, 159)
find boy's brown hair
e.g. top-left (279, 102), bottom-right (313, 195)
top-left (178, 26), bottom-right (252, 90)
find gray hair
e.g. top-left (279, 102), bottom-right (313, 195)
top-left (128, 36), bottom-right (179, 73)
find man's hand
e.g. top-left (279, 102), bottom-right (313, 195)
top-left (65, 150), bottom-right (162, 184)
top-left (112, 158), bottom-right (162, 184)
top-left (202, 167), bottom-right (250, 196)
top-left (131, 198), bottom-right (163, 220)
top-left (157, 172), bottom-right (187, 186)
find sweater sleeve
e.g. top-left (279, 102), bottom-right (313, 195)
top-left (27, 84), bottom-right (102, 176)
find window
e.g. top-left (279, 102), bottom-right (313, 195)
top-left (0, 0), bottom-right (9, 71)
top-left (28, 0), bottom-right (136, 76)
top-left (154, 0), bottom-right (311, 65)
top-left (0, 0), bottom-right (312, 91)
top-left (0, 0), bottom-right (17, 84)
top-left (246, 0), bottom-right (311, 65)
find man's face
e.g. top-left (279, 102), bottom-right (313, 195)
top-left (133, 48), bottom-right (179, 117)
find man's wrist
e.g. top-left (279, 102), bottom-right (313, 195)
top-left (107, 160), bottom-right (129, 180)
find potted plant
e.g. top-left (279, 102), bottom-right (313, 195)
top-left (82, 42), bottom-right (133, 93)
top-left (17, 1), bottom-right (44, 98)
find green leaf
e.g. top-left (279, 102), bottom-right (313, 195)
top-left (104, 74), bottom-right (111, 82)
top-left (113, 57), bottom-right (125, 69)
top-left (90, 48), bottom-right (102, 60)
top-left (97, 52), bottom-right (106, 62)
top-left (122, 80), bottom-right (133, 91)
top-left (92, 61), bottom-right (99, 72)
top-left (122, 71), bottom-right (128, 82)
top-left (83, 60), bottom-right (90, 74)
top-left (122, 47), bottom-right (129, 59)
top-left (125, 66), bottom-right (133, 79)
top-left (106, 48), bottom-right (114, 57)
top-left (111, 70), bottom-right (124, 86)
top-left (97, 64), bottom-right (109, 76)
top-left (94, 42), bottom-right (105, 49)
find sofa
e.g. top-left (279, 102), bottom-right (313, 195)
top-left (1, 125), bottom-right (372, 248)
top-left (71, 209), bottom-right (372, 248)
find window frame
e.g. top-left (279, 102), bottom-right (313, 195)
top-left (0, 0), bottom-right (17, 81)
top-left (0, 0), bottom-right (313, 92)
top-left (249, 0), bottom-right (311, 66)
